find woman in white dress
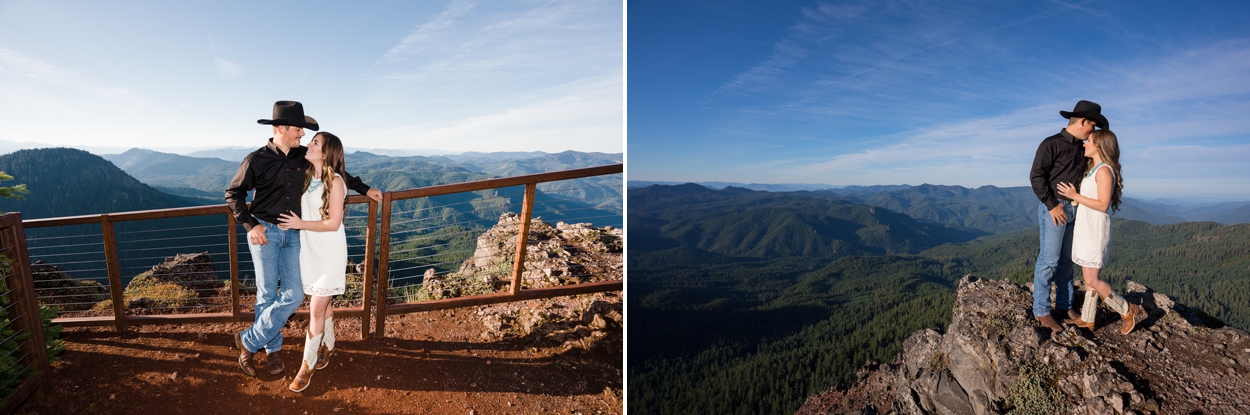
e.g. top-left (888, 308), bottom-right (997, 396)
top-left (278, 131), bottom-right (349, 392)
top-left (1056, 130), bottom-right (1140, 335)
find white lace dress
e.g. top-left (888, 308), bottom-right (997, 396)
top-left (1072, 164), bottom-right (1114, 269)
top-left (299, 175), bottom-right (347, 296)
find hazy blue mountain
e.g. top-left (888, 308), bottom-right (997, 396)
top-left (1192, 203), bottom-right (1250, 225)
top-left (0, 148), bottom-right (190, 219)
top-left (441, 151), bottom-right (550, 163)
top-left (467, 150), bottom-right (622, 177)
top-left (848, 184), bottom-right (1037, 234)
top-left (184, 147), bottom-right (255, 162)
top-left (101, 149), bottom-right (240, 197)
top-left (630, 184), bottom-right (983, 259)
top-left (826, 184), bottom-right (914, 196)
top-left (627, 180), bottom-right (842, 192)
top-left (1116, 196), bottom-right (1187, 224)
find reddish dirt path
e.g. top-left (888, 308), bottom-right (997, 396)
top-left (16, 305), bottom-right (622, 414)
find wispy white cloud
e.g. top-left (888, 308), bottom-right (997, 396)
top-left (213, 57), bottom-right (242, 81)
top-left (761, 38), bottom-right (1250, 196)
top-left (359, 73), bottom-right (621, 152)
top-left (382, 0), bottom-right (478, 61)
top-left (364, 0), bottom-right (622, 152)
top-left (0, 44), bottom-right (150, 106)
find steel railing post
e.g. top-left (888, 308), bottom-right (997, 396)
top-left (228, 214), bottom-right (240, 318)
top-left (100, 216), bottom-right (125, 333)
top-left (374, 193), bottom-right (394, 338)
top-left (509, 183), bottom-right (537, 295)
top-left (361, 198), bottom-right (379, 339)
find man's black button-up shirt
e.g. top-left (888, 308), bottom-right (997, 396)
top-left (225, 138), bottom-right (372, 231)
top-left (1029, 129), bottom-right (1087, 211)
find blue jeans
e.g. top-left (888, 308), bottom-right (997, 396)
top-left (1033, 202), bottom-right (1076, 317)
top-left (238, 220), bottom-right (302, 353)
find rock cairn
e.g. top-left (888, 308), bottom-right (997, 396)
top-left (797, 275), bottom-right (1250, 414)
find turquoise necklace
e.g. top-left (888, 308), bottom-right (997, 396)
top-left (307, 177), bottom-right (322, 193)
top-left (1084, 162), bottom-right (1104, 178)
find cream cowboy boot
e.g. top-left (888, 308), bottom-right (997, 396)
top-left (1102, 292), bottom-right (1140, 334)
top-left (1076, 289), bottom-right (1098, 330)
top-left (289, 331), bottom-right (323, 393)
top-left (316, 316), bottom-right (335, 370)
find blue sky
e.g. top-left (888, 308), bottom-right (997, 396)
top-left (629, 0), bottom-right (1250, 199)
top-left (0, 0), bottom-right (622, 154)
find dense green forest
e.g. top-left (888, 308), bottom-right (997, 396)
top-left (628, 184), bottom-right (1250, 415)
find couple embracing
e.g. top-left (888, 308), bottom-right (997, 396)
top-left (225, 101), bottom-right (383, 392)
top-left (1030, 100), bottom-right (1140, 335)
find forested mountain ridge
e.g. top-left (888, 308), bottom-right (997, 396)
top-left (0, 148), bottom-right (190, 219)
top-left (630, 184), bottom-right (983, 258)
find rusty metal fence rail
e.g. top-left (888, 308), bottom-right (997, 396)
top-left (0, 213), bottom-right (52, 413)
top-left (373, 165), bottom-right (623, 337)
top-left (18, 164), bottom-right (622, 342)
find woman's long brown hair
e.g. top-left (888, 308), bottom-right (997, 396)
top-left (303, 132), bottom-right (346, 220)
top-left (1086, 129), bottom-right (1124, 214)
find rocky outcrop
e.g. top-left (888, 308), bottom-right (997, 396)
top-left (432, 213), bottom-right (622, 354)
top-left (30, 260), bottom-right (109, 312)
top-left (421, 213), bottom-right (621, 300)
top-left (797, 276), bottom-right (1250, 414)
top-left (93, 252), bottom-right (226, 312)
top-left (126, 252), bottom-right (222, 297)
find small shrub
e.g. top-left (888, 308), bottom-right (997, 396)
top-left (929, 351), bottom-right (950, 373)
top-left (1004, 359), bottom-right (1064, 415)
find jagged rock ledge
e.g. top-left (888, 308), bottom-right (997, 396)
top-left (797, 275), bottom-right (1250, 415)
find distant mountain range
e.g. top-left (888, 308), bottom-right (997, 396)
top-left (630, 184), bottom-right (983, 258)
top-left (631, 182), bottom-right (1250, 227)
top-left (101, 148), bottom-right (621, 202)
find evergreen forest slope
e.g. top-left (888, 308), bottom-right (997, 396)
top-left (628, 184), bottom-right (1250, 415)
top-left (0, 148), bottom-right (190, 219)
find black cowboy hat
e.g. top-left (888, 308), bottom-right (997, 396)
top-left (1060, 100), bottom-right (1108, 130)
top-left (257, 100), bottom-right (320, 131)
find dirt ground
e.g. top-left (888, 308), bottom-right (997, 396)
top-left (15, 304), bottom-right (623, 414)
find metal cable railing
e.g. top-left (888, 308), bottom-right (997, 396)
top-left (15, 165), bottom-right (621, 342)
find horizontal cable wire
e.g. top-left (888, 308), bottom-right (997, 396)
top-left (30, 259), bottom-right (106, 267)
top-left (385, 238), bottom-right (476, 256)
top-left (387, 224), bottom-right (490, 241)
top-left (115, 233), bottom-right (229, 244)
top-left (119, 242), bottom-right (226, 253)
top-left (25, 235), bottom-right (104, 243)
top-left (24, 249), bottom-right (105, 258)
top-left (387, 249), bottom-right (478, 268)
top-left (387, 191), bottom-right (524, 217)
top-left (28, 241), bottom-right (105, 250)
top-left (115, 223), bottom-right (228, 236)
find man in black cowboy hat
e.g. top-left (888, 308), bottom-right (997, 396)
top-left (1028, 100), bottom-right (1108, 333)
top-left (226, 100), bottom-right (382, 377)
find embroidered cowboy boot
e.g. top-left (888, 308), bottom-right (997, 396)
top-left (1076, 289), bottom-right (1098, 330)
top-left (1102, 292), bottom-right (1140, 334)
top-left (289, 331), bottom-right (323, 393)
top-left (316, 316), bottom-right (335, 370)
